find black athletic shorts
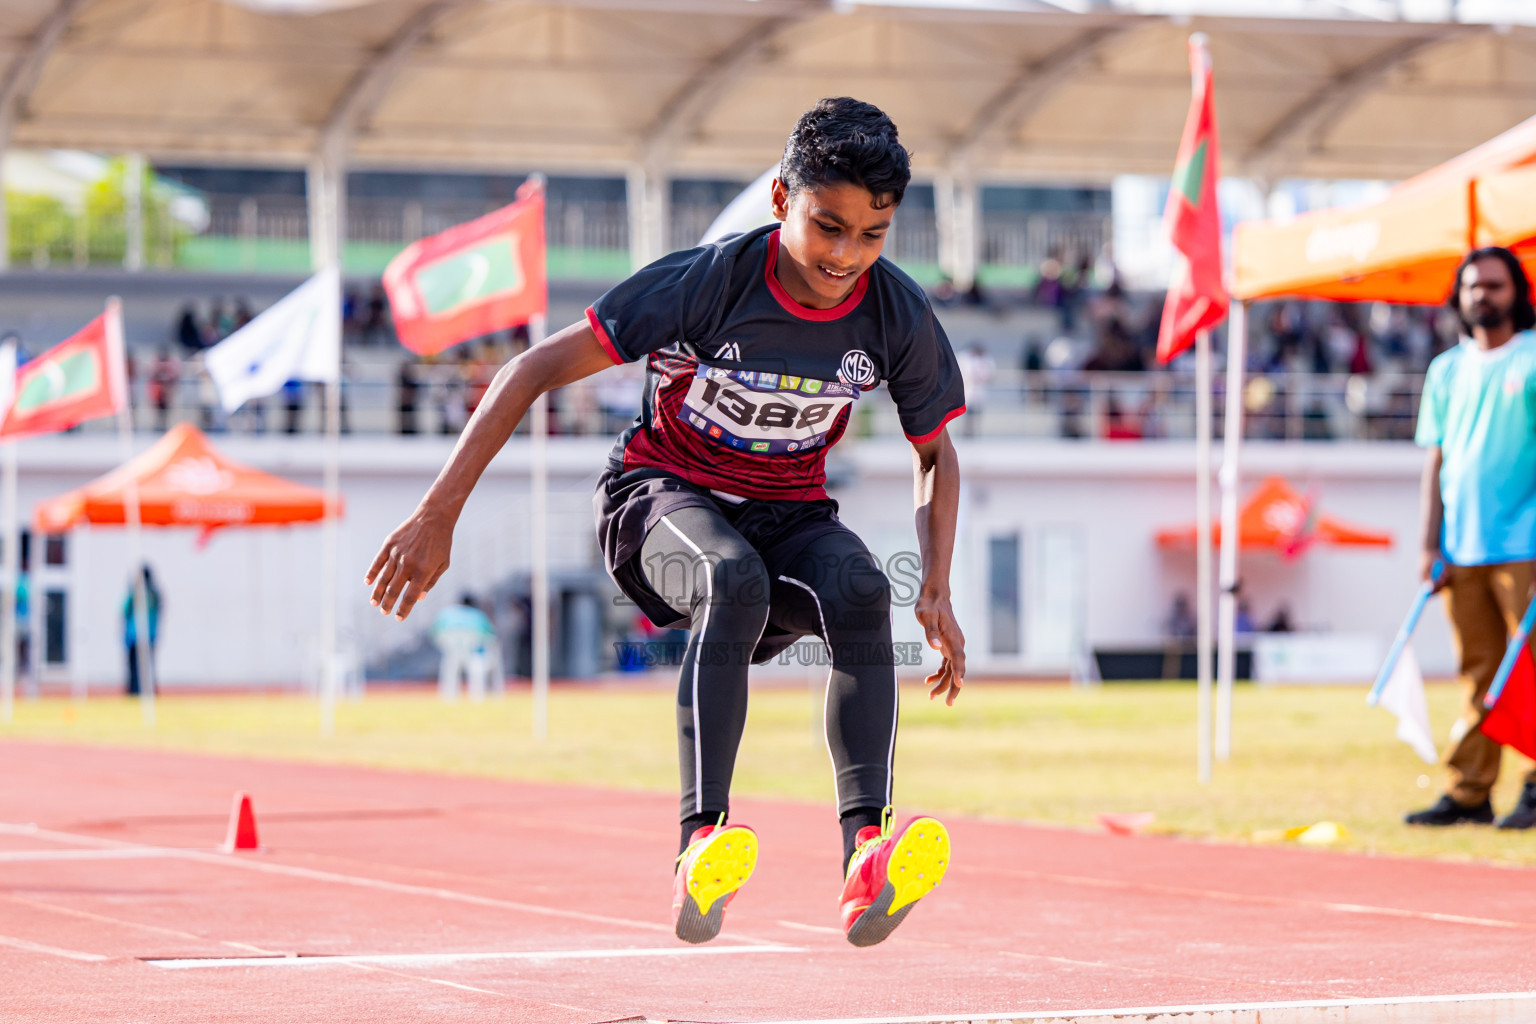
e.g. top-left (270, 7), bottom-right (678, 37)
top-left (594, 466), bottom-right (852, 664)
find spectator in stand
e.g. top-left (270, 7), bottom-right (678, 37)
top-left (1062, 253), bottom-right (1093, 332)
top-left (508, 323), bottom-right (531, 358)
top-left (1059, 388), bottom-right (1087, 440)
top-left (1303, 399), bottom-right (1334, 440)
top-left (436, 358), bottom-right (467, 435)
top-left (1084, 318), bottom-right (1146, 373)
top-left (1035, 254), bottom-right (1066, 323)
top-left (147, 347), bottom-right (180, 431)
top-left (283, 380), bottom-right (305, 434)
top-left (1235, 598), bottom-right (1256, 635)
top-left (1088, 279), bottom-right (1129, 336)
top-left (1266, 604), bottom-right (1294, 633)
top-left (1021, 336), bottom-right (1044, 372)
top-left (1349, 330), bottom-right (1374, 376)
top-left (343, 287), bottom-right (362, 344)
top-left (597, 362), bottom-right (642, 435)
top-left (931, 276), bottom-right (958, 307)
top-left (232, 298), bottom-right (253, 333)
top-left (397, 361), bottom-right (420, 435)
top-left (464, 341), bottom-right (498, 419)
top-left (957, 344), bottom-right (994, 437)
top-left (1165, 592), bottom-right (1196, 640)
top-left (205, 299), bottom-right (227, 346)
top-left (363, 284), bottom-right (389, 345)
top-left (1102, 394), bottom-right (1142, 440)
top-left (213, 299), bottom-right (236, 340)
top-left (175, 304), bottom-right (203, 353)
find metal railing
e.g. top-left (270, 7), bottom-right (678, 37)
top-left (104, 364), bottom-right (1423, 442)
top-left (9, 189), bottom-right (1114, 279)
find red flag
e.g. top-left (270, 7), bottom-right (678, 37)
top-left (383, 179), bottom-right (548, 356)
top-left (1157, 35), bottom-right (1229, 364)
top-left (0, 301), bottom-right (127, 440)
top-left (1481, 638), bottom-right (1536, 762)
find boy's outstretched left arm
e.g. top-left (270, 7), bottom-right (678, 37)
top-left (910, 427), bottom-right (965, 705)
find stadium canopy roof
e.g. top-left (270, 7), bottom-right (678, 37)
top-left (2, 0), bottom-right (1536, 185)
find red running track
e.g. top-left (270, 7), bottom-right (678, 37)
top-left (0, 740), bottom-right (1534, 1024)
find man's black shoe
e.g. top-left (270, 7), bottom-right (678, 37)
top-left (1497, 784), bottom-right (1536, 830)
top-left (1405, 795), bottom-right (1495, 826)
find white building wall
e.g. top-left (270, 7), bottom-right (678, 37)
top-left (16, 434), bottom-right (1451, 690)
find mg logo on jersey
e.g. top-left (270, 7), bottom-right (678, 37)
top-left (839, 349), bottom-right (876, 387)
top-left (717, 342), bottom-right (742, 362)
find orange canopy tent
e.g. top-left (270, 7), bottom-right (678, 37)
top-left (1233, 114), bottom-right (1536, 303)
top-left (35, 422), bottom-right (341, 540)
top-left (1156, 477), bottom-right (1391, 556)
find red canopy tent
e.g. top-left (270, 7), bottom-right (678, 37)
top-left (35, 423), bottom-right (341, 542)
top-left (1156, 477), bottom-right (1391, 558)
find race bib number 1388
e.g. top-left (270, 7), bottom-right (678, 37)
top-left (678, 366), bottom-right (859, 454)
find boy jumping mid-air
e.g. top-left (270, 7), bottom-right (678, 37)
top-left (366, 97), bottom-right (967, 946)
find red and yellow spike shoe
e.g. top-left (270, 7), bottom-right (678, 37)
top-left (839, 810), bottom-right (950, 948)
top-left (672, 821), bottom-right (758, 944)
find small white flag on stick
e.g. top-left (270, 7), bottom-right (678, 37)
top-left (1378, 643), bottom-right (1437, 764)
top-left (205, 267), bottom-right (340, 413)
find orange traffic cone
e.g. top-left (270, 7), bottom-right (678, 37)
top-left (221, 792), bottom-right (259, 853)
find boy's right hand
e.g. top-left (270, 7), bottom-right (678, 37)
top-left (366, 504), bottom-right (456, 620)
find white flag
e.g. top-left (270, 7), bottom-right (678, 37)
top-left (1378, 643), bottom-right (1437, 764)
top-left (205, 267), bottom-right (340, 413)
top-left (0, 341), bottom-right (16, 422)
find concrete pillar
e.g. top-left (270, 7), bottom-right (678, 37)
top-left (124, 152), bottom-right (145, 271)
top-left (0, 124), bottom-right (10, 272)
top-left (626, 161), bottom-right (669, 272)
top-left (934, 169), bottom-right (980, 291)
top-left (306, 146), bottom-right (347, 272)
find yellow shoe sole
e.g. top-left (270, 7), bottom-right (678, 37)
top-left (675, 826), bottom-right (757, 944)
top-left (846, 817), bottom-right (949, 948)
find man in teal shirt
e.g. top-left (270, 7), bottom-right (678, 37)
top-left (1410, 246), bottom-right (1536, 829)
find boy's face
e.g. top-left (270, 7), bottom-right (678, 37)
top-left (771, 178), bottom-right (894, 306)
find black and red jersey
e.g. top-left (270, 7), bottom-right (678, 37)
top-left (586, 225), bottom-right (966, 502)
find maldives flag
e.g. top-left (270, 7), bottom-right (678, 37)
top-left (383, 178), bottom-right (548, 356)
top-left (1157, 34), bottom-right (1229, 364)
top-left (0, 300), bottom-right (127, 440)
top-left (1481, 612), bottom-right (1536, 761)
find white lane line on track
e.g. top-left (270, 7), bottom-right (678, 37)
top-left (0, 892), bottom-right (279, 956)
top-left (0, 848), bottom-right (174, 862)
top-left (0, 934), bottom-right (109, 962)
top-left (145, 944), bottom-right (807, 970)
top-left (0, 822), bottom-right (796, 947)
top-left (742, 990), bottom-right (1536, 1024)
top-left (954, 863), bottom-right (1535, 931)
top-left (776, 920), bottom-right (843, 936)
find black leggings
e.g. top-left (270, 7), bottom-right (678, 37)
top-left (639, 504), bottom-right (898, 822)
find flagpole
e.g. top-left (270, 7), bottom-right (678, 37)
top-left (530, 313), bottom-right (550, 741)
top-left (317, 263), bottom-right (342, 739)
top-left (1195, 328), bottom-right (1214, 785)
top-left (1216, 300), bottom-right (1247, 761)
top-left (108, 298), bottom-right (154, 726)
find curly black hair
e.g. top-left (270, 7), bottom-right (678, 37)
top-left (1447, 246), bottom-right (1536, 334)
top-left (779, 97), bottom-right (910, 209)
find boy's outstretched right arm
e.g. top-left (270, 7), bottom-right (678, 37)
top-left (365, 321), bottom-right (617, 620)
